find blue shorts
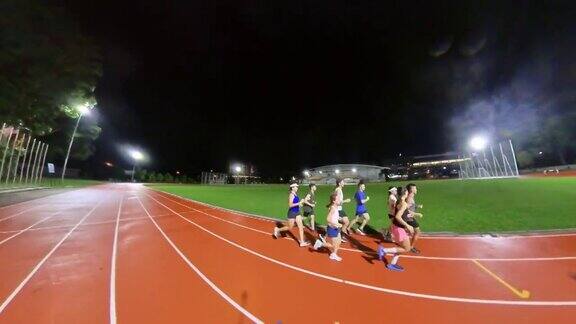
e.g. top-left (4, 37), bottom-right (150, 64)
top-left (287, 210), bottom-right (300, 219)
top-left (327, 226), bottom-right (340, 238)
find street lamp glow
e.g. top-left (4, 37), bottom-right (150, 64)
top-left (303, 170), bottom-right (310, 177)
top-left (130, 150), bottom-right (144, 161)
top-left (352, 168), bottom-right (357, 173)
top-left (234, 165), bottom-right (242, 173)
top-left (469, 136), bottom-right (488, 151)
top-left (319, 171), bottom-right (323, 174)
top-left (335, 169), bottom-right (340, 174)
top-left (77, 102), bottom-right (92, 115)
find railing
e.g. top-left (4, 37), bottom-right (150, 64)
top-left (0, 123), bottom-right (49, 189)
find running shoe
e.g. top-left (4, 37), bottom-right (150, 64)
top-left (329, 253), bottom-right (342, 262)
top-left (318, 234), bottom-right (326, 243)
top-left (377, 246), bottom-right (385, 261)
top-left (300, 241), bottom-right (311, 247)
top-left (386, 264), bottom-right (404, 272)
top-left (313, 239), bottom-right (323, 250)
top-left (340, 236), bottom-right (348, 243)
top-left (356, 228), bottom-right (366, 236)
top-left (273, 227), bottom-right (279, 239)
top-left (410, 247), bottom-right (421, 254)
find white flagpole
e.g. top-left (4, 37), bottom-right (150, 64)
top-left (12, 133), bottom-right (26, 184)
top-left (19, 135), bottom-right (32, 183)
top-left (25, 139), bottom-right (36, 184)
top-left (5, 131), bottom-right (20, 185)
top-left (0, 128), bottom-right (14, 182)
top-left (39, 144), bottom-right (49, 184)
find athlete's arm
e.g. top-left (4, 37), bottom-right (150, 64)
top-left (288, 193), bottom-right (301, 208)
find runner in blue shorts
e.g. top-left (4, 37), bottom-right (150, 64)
top-left (313, 192), bottom-right (343, 261)
top-left (272, 182), bottom-right (310, 247)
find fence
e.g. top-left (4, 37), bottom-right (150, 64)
top-left (201, 171), bottom-right (229, 185)
top-left (458, 139), bottom-right (519, 179)
top-left (0, 124), bottom-right (49, 189)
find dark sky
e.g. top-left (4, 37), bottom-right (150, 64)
top-left (62, 0), bottom-right (576, 177)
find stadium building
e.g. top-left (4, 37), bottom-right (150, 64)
top-left (302, 164), bottom-right (389, 184)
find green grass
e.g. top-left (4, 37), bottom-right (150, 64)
top-left (150, 177), bottom-right (576, 234)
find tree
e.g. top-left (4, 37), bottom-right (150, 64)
top-left (156, 173), bottom-right (164, 182)
top-left (0, 0), bottom-right (102, 135)
top-left (147, 172), bottom-right (156, 182)
top-left (164, 173), bottom-right (173, 183)
top-left (136, 169), bottom-right (148, 182)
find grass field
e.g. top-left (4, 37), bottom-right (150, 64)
top-left (150, 177), bottom-right (576, 234)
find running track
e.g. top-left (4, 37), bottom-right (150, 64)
top-left (0, 184), bottom-right (574, 323)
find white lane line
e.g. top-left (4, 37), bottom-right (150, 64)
top-left (152, 192), bottom-right (576, 262)
top-left (152, 189), bottom-right (576, 239)
top-left (145, 193), bottom-right (576, 306)
top-left (135, 197), bottom-right (263, 324)
top-left (0, 205), bottom-right (45, 223)
top-left (0, 213), bottom-right (173, 234)
top-left (109, 195), bottom-right (124, 324)
top-left (0, 215), bottom-right (55, 245)
top-left (0, 199), bottom-right (104, 315)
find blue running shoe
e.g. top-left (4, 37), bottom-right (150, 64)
top-left (377, 246), bottom-right (385, 261)
top-left (386, 264), bottom-right (404, 272)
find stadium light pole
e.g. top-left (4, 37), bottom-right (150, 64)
top-left (130, 150), bottom-right (144, 182)
top-left (61, 103), bottom-right (93, 182)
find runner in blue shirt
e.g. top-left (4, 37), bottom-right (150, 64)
top-left (347, 180), bottom-right (370, 235)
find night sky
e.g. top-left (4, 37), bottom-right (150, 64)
top-left (62, 1), bottom-right (576, 177)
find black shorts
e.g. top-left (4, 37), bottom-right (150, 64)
top-left (356, 211), bottom-right (368, 217)
top-left (287, 210), bottom-right (300, 219)
top-left (406, 218), bottom-right (419, 228)
top-left (338, 209), bottom-right (348, 218)
top-left (303, 210), bottom-right (314, 217)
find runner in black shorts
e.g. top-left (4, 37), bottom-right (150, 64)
top-left (406, 183), bottom-right (424, 254)
top-left (302, 183), bottom-right (317, 231)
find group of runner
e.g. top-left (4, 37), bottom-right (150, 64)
top-left (272, 179), bottom-right (423, 271)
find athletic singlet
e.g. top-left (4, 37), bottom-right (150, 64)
top-left (392, 202), bottom-right (410, 227)
top-left (407, 195), bottom-right (416, 219)
top-left (355, 190), bottom-right (367, 214)
top-left (335, 187), bottom-right (343, 211)
top-left (327, 205), bottom-right (339, 226)
top-left (289, 194), bottom-right (300, 213)
top-left (303, 191), bottom-right (315, 212)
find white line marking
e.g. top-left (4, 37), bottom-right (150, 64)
top-left (145, 193), bottom-right (576, 306)
top-left (109, 195), bottom-right (124, 324)
top-left (152, 189), bottom-right (576, 239)
top-left (0, 205), bottom-right (44, 222)
top-left (0, 200), bottom-right (104, 315)
top-left (0, 215), bottom-right (54, 245)
top-left (0, 213), bottom-right (173, 234)
top-left (136, 197), bottom-right (264, 323)
top-left (153, 192), bottom-right (576, 262)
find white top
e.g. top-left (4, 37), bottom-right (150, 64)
top-left (335, 187), bottom-right (343, 211)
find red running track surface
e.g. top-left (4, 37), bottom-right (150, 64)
top-left (0, 184), bottom-right (574, 323)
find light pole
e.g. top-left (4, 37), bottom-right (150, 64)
top-left (130, 150), bottom-right (144, 182)
top-left (61, 103), bottom-right (92, 182)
